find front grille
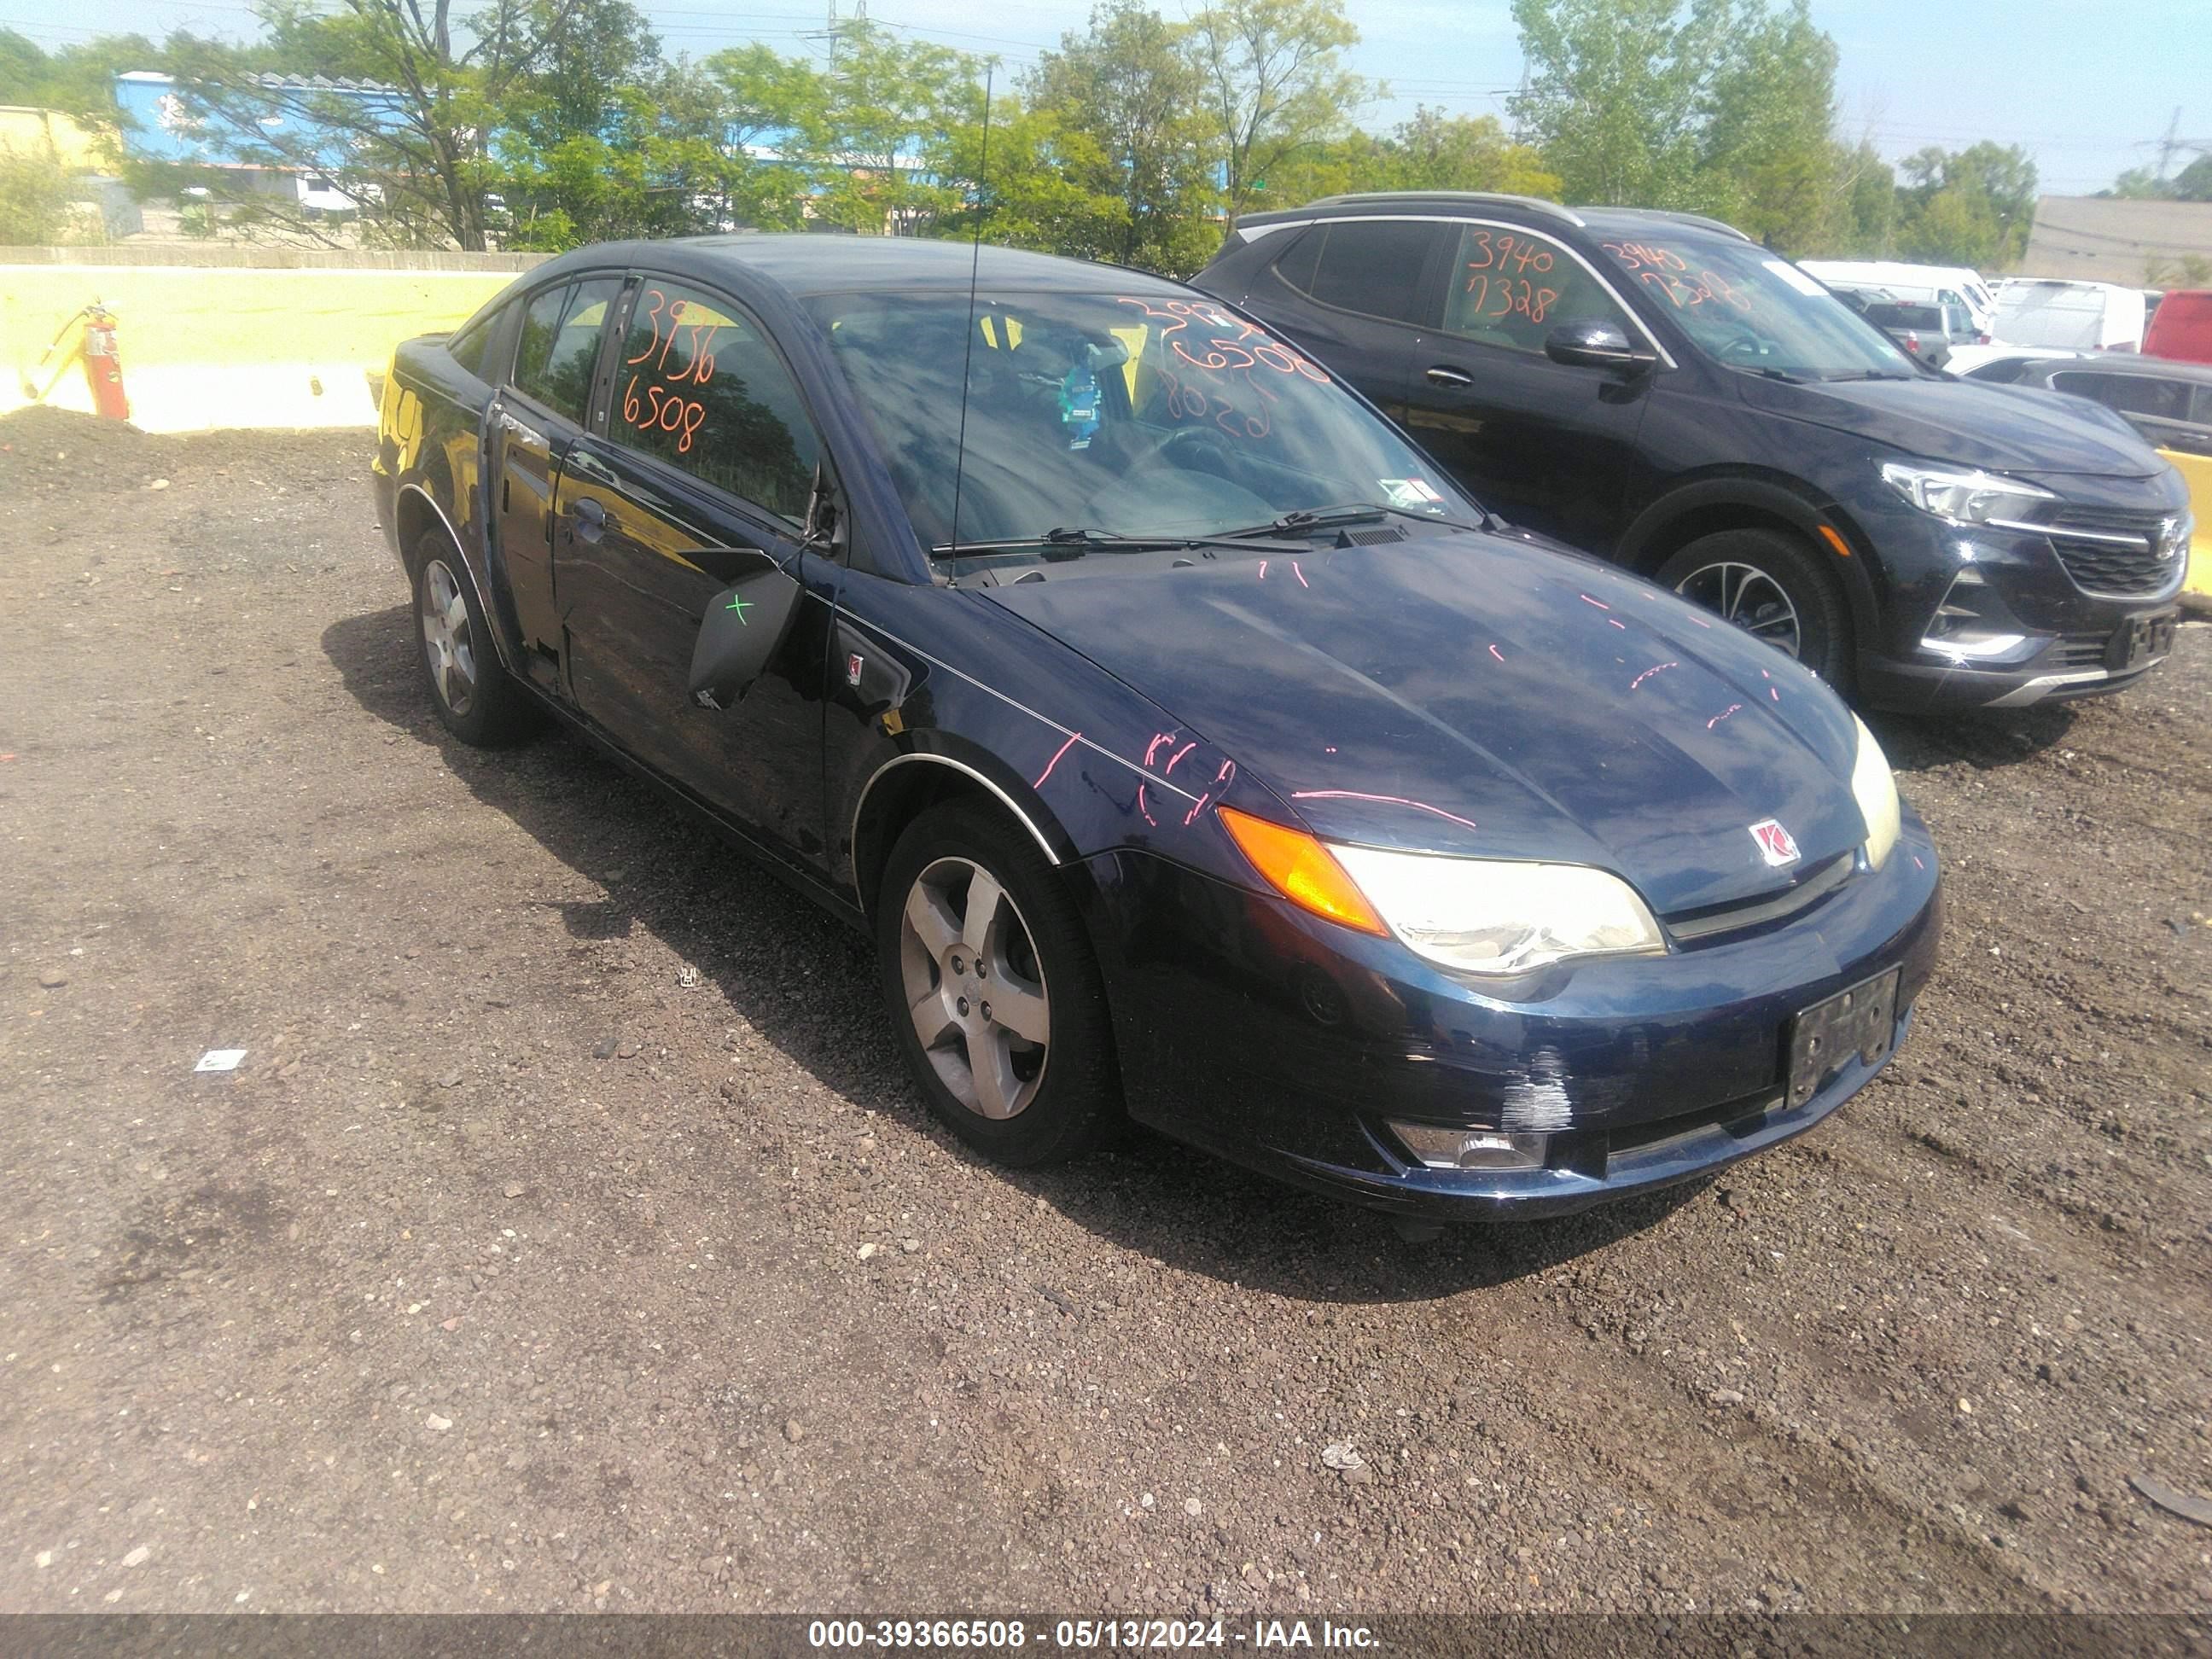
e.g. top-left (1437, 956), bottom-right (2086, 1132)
top-left (1662, 851), bottom-right (1854, 944)
top-left (2041, 507), bottom-right (2185, 598)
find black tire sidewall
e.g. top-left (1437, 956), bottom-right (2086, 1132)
top-left (875, 801), bottom-right (1119, 1167)
top-left (1655, 528), bottom-right (1853, 690)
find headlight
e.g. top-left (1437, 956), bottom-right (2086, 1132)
top-left (1850, 714), bottom-right (1901, 870)
top-left (1328, 845), bottom-right (1663, 975)
top-left (1878, 459), bottom-right (2054, 526)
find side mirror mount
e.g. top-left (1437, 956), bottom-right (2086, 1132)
top-left (802, 462), bottom-right (841, 553)
top-left (688, 562), bottom-right (802, 711)
top-left (1545, 321), bottom-right (1657, 375)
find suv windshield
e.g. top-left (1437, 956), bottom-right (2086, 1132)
top-left (804, 288), bottom-right (1481, 550)
top-left (1597, 236), bottom-right (1918, 381)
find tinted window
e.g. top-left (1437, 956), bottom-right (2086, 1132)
top-left (446, 305), bottom-right (503, 380)
top-left (613, 279), bottom-right (821, 523)
top-left (2051, 370), bottom-right (2192, 422)
top-left (1279, 222), bottom-right (1437, 326)
top-left (514, 278), bottom-right (618, 423)
top-left (1863, 301), bottom-right (1941, 329)
top-left (1965, 357), bottom-right (2032, 384)
top-left (1437, 226), bottom-right (1632, 356)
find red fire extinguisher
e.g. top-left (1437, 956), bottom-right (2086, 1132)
top-left (79, 302), bottom-right (130, 422)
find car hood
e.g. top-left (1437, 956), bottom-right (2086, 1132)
top-left (982, 532), bottom-right (1871, 916)
top-left (1740, 373), bottom-right (2166, 477)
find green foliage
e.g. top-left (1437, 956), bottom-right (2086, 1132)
top-left (1187, 0), bottom-right (1366, 218)
top-left (2110, 154), bottom-right (2212, 204)
top-left (1025, 0), bottom-right (1219, 273)
top-left (1892, 142), bottom-right (2037, 267)
top-left (1383, 108), bottom-right (1559, 199)
top-left (0, 139), bottom-right (77, 242)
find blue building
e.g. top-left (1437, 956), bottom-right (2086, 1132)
top-left (113, 69), bottom-right (408, 212)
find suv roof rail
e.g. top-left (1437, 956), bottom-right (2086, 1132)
top-left (1301, 191), bottom-right (1586, 228)
top-left (1580, 206), bottom-right (1754, 242)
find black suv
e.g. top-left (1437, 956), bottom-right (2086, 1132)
top-left (1196, 193), bottom-right (2191, 709)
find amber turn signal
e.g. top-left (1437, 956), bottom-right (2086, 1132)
top-left (1216, 806), bottom-right (1389, 936)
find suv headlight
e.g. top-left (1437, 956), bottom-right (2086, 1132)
top-left (1328, 845), bottom-right (1663, 975)
top-left (1850, 714), bottom-right (1901, 870)
top-left (1879, 459), bottom-right (2054, 526)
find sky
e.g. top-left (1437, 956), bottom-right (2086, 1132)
top-left (6, 0), bottom-right (2207, 196)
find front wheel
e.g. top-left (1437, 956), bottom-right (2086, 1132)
top-left (876, 801), bottom-right (1121, 1167)
top-left (1655, 527), bottom-right (1853, 688)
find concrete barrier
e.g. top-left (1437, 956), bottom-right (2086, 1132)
top-left (1, 259), bottom-right (537, 434)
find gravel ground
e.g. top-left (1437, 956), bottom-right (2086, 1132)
top-left (1, 410), bottom-right (2208, 1617)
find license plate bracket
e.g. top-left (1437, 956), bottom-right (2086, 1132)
top-left (1786, 968), bottom-right (1901, 1108)
top-left (2110, 609), bottom-right (2178, 673)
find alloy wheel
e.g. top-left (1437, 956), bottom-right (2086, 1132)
top-left (897, 855), bottom-right (1051, 1121)
top-left (1672, 560), bottom-right (1802, 659)
top-left (420, 558), bottom-right (478, 716)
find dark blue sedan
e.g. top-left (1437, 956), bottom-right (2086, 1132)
top-left (371, 236), bottom-right (1941, 1229)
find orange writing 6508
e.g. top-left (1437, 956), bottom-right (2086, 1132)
top-left (622, 288), bottom-right (724, 454)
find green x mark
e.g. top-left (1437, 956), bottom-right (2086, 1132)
top-left (725, 593), bottom-right (754, 624)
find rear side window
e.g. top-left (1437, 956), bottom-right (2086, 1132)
top-left (1276, 222), bottom-right (1439, 327)
top-left (447, 310), bottom-right (496, 379)
top-left (1441, 225), bottom-right (1632, 354)
top-left (2050, 370), bottom-right (2192, 422)
top-left (513, 277), bottom-right (620, 424)
top-left (612, 278), bottom-right (822, 523)
top-left (1965, 357), bottom-right (2031, 384)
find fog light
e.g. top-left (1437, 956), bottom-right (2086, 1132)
top-left (1391, 1122), bottom-right (1549, 1171)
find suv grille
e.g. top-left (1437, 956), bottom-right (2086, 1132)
top-left (2041, 507), bottom-right (2186, 598)
top-left (2048, 629), bottom-right (2112, 669)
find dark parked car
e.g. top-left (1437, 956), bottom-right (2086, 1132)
top-left (1963, 352), bottom-right (2212, 457)
top-left (1196, 193), bottom-right (2191, 709)
top-left (374, 236), bottom-right (1940, 1231)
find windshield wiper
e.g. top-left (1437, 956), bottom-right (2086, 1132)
top-left (1745, 366), bottom-right (1806, 383)
top-left (1222, 501), bottom-right (1486, 538)
top-left (933, 526), bottom-right (1310, 557)
top-left (1819, 370), bottom-right (1912, 382)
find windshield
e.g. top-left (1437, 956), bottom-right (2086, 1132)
top-left (1598, 236), bottom-right (1918, 380)
top-left (804, 288), bottom-right (1480, 550)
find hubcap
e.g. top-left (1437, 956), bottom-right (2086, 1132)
top-left (897, 856), bottom-right (1050, 1120)
top-left (420, 558), bottom-right (477, 715)
top-left (1673, 561), bottom-right (1802, 660)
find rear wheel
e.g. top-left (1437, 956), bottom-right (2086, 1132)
top-left (412, 532), bottom-right (538, 746)
top-left (876, 801), bottom-right (1120, 1166)
top-left (1656, 527), bottom-right (1853, 688)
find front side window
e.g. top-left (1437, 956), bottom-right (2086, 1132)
top-left (806, 287), bottom-right (1482, 551)
top-left (1441, 225), bottom-right (1632, 354)
top-left (612, 279), bottom-right (821, 523)
top-left (1598, 238), bottom-right (1912, 381)
top-left (1275, 221), bottom-right (1440, 328)
top-left (2050, 370), bottom-right (2190, 423)
top-left (514, 277), bottom-right (620, 423)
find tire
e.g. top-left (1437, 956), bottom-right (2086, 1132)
top-left (876, 800), bottom-right (1121, 1167)
top-left (1655, 527), bottom-right (1853, 690)
top-left (411, 531), bottom-right (538, 746)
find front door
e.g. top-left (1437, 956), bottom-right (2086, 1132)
top-left (552, 276), bottom-right (841, 870)
top-left (493, 276), bottom-right (622, 663)
top-left (1400, 223), bottom-right (1657, 552)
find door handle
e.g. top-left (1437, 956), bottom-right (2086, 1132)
top-left (569, 497), bottom-right (607, 544)
top-left (1425, 364), bottom-right (1476, 388)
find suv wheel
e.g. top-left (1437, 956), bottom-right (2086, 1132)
top-left (1656, 528), bottom-right (1852, 687)
top-left (876, 801), bottom-right (1120, 1167)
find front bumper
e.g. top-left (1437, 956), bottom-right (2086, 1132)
top-left (1848, 472), bottom-right (2188, 712)
top-left (1074, 809), bottom-right (1942, 1222)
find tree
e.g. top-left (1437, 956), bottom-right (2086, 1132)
top-left (1696, 0), bottom-right (1839, 251)
top-left (1831, 139), bottom-right (1895, 254)
top-left (924, 96), bottom-right (1129, 260)
top-left (698, 42), bottom-right (830, 228)
top-left (1509, 0), bottom-right (1729, 210)
top-left (1384, 108), bottom-right (1557, 198)
top-left (1894, 142), bottom-right (2037, 267)
top-left (1025, 0), bottom-right (1217, 271)
top-left (160, 0), bottom-right (568, 249)
top-left (807, 20), bottom-right (975, 233)
top-left (1186, 0), bottom-right (1366, 218)
top-left (0, 139), bottom-right (78, 242)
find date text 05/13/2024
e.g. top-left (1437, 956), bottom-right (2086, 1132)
top-left (806, 1620), bottom-right (1383, 1650)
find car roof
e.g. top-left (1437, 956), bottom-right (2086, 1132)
top-left (523, 233), bottom-right (1190, 300)
top-left (2023, 353), bottom-right (2212, 384)
top-left (1231, 195), bottom-right (1755, 244)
